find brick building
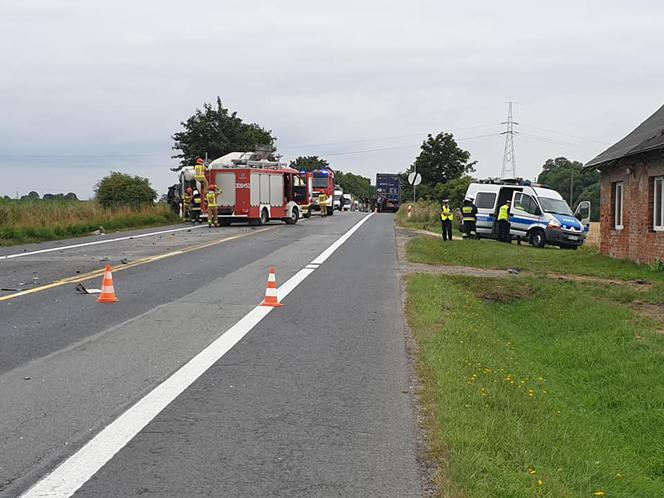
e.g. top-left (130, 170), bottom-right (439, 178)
top-left (585, 104), bottom-right (664, 264)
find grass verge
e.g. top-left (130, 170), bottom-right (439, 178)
top-left (0, 200), bottom-right (179, 246)
top-left (406, 236), bottom-right (664, 283)
top-left (407, 274), bottom-right (664, 498)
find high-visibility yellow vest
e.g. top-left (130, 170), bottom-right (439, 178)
top-left (205, 191), bottom-right (218, 207)
top-left (498, 204), bottom-right (510, 221)
top-left (319, 194), bottom-right (328, 206)
top-left (194, 163), bottom-right (206, 179)
top-left (192, 195), bottom-right (202, 209)
top-left (440, 206), bottom-right (453, 221)
top-left (462, 206), bottom-right (476, 222)
top-left (183, 193), bottom-right (192, 205)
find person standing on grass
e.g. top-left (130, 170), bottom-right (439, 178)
top-left (462, 196), bottom-right (478, 239)
top-left (440, 199), bottom-right (453, 241)
top-left (497, 199), bottom-right (511, 243)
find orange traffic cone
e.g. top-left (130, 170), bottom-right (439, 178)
top-left (97, 264), bottom-right (118, 303)
top-left (260, 266), bottom-right (283, 307)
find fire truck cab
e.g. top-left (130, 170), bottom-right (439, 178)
top-left (208, 152), bottom-right (303, 226)
top-left (311, 169), bottom-right (335, 216)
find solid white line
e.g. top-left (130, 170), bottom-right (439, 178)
top-left (310, 212), bottom-right (374, 265)
top-left (0, 226), bottom-right (203, 261)
top-left (21, 212), bottom-right (374, 498)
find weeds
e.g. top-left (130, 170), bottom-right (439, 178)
top-left (0, 199), bottom-right (178, 246)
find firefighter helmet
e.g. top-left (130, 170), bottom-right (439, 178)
top-left (196, 157), bottom-right (204, 165)
top-left (186, 187), bottom-right (193, 194)
top-left (209, 184), bottom-right (217, 190)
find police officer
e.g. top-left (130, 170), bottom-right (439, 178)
top-left (462, 196), bottom-right (478, 239)
top-left (497, 199), bottom-right (511, 243)
top-left (205, 184), bottom-right (220, 227)
top-left (440, 199), bottom-right (453, 241)
top-left (191, 189), bottom-right (202, 223)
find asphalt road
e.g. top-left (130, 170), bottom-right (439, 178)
top-left (0, 212), bottom-right (421, 497)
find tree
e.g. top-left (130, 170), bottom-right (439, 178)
top-left (409, 133), bottom-right (476, 186)
top-left (64, 192), bottom-right (78, 200)
top-left (172, 97), bottom-right (276, 167)
top-left (335, 171), bottom-right (374, 200)
top-left (22, 191), bottom-right (40, 200)
top-left (289, 155), bottom-right (329, 172)
top-left (95, 172), bottom-right (157, 209)
top-left (537, 157), bottom-right (600, 219)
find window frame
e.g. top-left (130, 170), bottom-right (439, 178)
top-left (654, 176), bottom-right (664, 232)
top-left (614, 182), bottom-right (624, 230)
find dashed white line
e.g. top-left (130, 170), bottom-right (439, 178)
top-left (21, 212), bottom-right (374, 498)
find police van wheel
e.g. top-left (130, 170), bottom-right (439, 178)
top-left (529, 229), bottom-right (546, 248)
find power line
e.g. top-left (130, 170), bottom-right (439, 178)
top-left (518, 124), bottom-right (607, 144)
top-left (518, 132), bottom-right (601, 150)
top-left (278, 123), bottom-right (503, 150)
top-left (320, 132), bottom-right (500, 157)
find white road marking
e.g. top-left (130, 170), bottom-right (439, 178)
top-left (21, 212), bottom-right (374, 498)
top-left (0, 225), bottom-right (204, 261)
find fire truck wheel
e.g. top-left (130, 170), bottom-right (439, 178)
top-left (284, 207), bottom-right (299, 225)
top-left (219, 219), bottom-right (231, 226)
top-left (327, 206), bottom-right (334, 216)
top-left (303, 209), bottom-right (311, 219)
top-left (258, 208), bottom-right (269, 226)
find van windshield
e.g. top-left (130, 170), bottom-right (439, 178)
top-left (539, 197), bottom-right (572, 216)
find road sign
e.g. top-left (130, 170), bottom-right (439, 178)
top-left (407, 172), bottom-right (422, 186)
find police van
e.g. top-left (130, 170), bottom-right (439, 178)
top-left (465, 179), bottom-right (591, 249)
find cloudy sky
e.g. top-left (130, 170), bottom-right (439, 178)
top-left (1, 0), bottom-right (662, 198)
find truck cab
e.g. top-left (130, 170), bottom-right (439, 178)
top-left (311, 169), bottom-right (335, 216)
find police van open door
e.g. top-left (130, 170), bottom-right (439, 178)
top-left (574, 201), bottom-right (591, 233)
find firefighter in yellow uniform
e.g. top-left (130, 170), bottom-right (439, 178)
top-left (319, 193), bottom-right (328, 218)
top-left (440, 199), bottom-right (453, 241)
top-left (182, 187), bottom-right (193, 222)
top-left (194, 157), bottom-right (209, 197)
top-left (206, 184), bottom-right (220, 227)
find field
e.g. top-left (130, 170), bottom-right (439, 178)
top-left (403, 232), bottom-right (664, 497)
top-left (0, 199), bottom-right (179, 246)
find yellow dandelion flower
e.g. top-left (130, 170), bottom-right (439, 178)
top-left (593, 491), bottom-right (605, 497)
top-left (537, 479), bottom-right (543, 487)
top-left (528, 467), bottom-right (537, 475)
top-left (615, 473), bottom-right (624, 479)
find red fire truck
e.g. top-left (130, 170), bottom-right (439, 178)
top-left (311, 169), bottom-right (335, 216)
top-left (207, 153), bottom-right (306, 225)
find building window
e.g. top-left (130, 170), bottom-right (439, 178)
top-left (655, 177), bottom-right (664, 231)
top-left (614, 182), bottom-right (623, 229)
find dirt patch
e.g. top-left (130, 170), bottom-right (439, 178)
top-left (464, 278), bottom-right (535, 304)
top-left (548, 272), bottom-right (653, 289)
top-left (633, 301), bottom-right (664, 335)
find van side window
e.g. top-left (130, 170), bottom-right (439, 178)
top-left (475, 192), bottom-right (496, 209)
top-left (514, 194), bottom-right (539, 215)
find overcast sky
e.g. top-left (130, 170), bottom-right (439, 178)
top-left (1, 0), bottom-right (662, 198)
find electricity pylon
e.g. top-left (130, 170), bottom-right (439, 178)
top-left (500, 102), bottom-right (518, 179)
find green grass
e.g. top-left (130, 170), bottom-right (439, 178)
top-left (407, 274), bottom-right (664, 498)
top-left (406, 236), bottom-right (664, 283)
top-left (0, 199), bottom-right (179, 246)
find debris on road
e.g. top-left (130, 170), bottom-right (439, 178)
top-left (120, 258), bottom-right (128, 264)
top-left (507, 268), bottom-right (520, 274)
top-left (74, 283), bottom-right (101, 294)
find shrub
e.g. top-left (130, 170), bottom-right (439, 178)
top-left (95, 171), bottom-right (157, 209)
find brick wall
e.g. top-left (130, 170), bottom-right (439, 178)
top-left (599, 152), bottom-right (664, 263)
